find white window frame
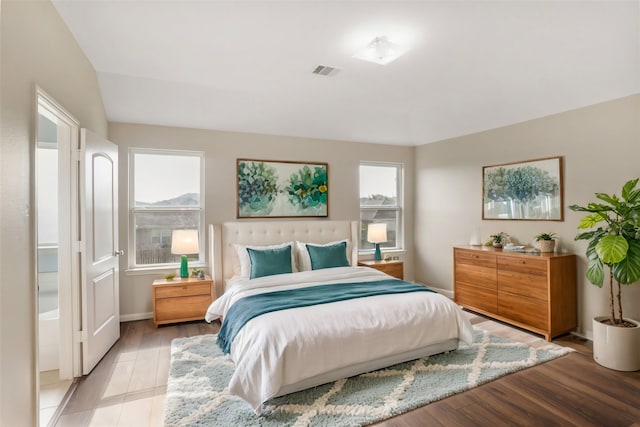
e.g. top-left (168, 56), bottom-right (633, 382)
top-left (128, 148), bottom-right (205, 271)
top-left (359, 161), bottom-right (404, 253)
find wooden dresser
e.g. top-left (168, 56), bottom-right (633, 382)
top-left (152, 276), bottom-right (214, 327)
top-left (453, 246), bottom-right (576, 341)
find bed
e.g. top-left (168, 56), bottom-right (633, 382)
top-left (205, 220), bottom-right (473, 413)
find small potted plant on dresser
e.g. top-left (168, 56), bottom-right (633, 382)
top-left (569, 178), bottom-right (640, 372)
top-left (534, 232), bottom-right (557, 253)
top-left (485, 232), bottom-right (508, 248)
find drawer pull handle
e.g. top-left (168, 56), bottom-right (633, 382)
top-left (521, 261), bottom-right (526, 264)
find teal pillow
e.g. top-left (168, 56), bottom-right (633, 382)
top-left (306, 241), bottom-right (349, 270)
top-left (247, 245), bottom-right (293, 279)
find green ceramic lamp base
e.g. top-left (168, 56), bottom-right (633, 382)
top-left (374, 243), bottom-right (382, 261)
top-left (179, 255), bottom-right (189, 278)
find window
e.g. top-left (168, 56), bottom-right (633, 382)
top-left (129, 149), bottom-right (204, 269)
top-left (359, 162), bottom-right (403, 252)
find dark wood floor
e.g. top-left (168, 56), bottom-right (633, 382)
top-left (57, 317), bottom-right (640, 427)
top-left (373, 319), bottom-right (640, 427)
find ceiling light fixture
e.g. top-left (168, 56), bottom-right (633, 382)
top-left (352, 36), bottom-right (408, 65)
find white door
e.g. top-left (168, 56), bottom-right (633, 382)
top-left (80, 129), bottom-right (121, 374)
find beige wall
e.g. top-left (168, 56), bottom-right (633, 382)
top-left (0, 1), bottom-right (107, 424)
top-left (415, 94), bottom-right (640, 337)
top-left (108, 122), bottom-right (415, 318)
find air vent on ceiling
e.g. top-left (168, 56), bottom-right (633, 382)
top-left (312, 65), bottom-right (340, 76)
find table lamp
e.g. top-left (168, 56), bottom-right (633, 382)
top-left (171, 229), bottom-right (199, 278)
top-left (367, 223), bottom-right (387, 261)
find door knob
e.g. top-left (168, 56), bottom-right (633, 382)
top-left (114, 249), bottom-right (125, 256)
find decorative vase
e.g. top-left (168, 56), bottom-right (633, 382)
top-left (537, 240), bottom-right (556, 253)
top-left (592, 316), bottom-right (640, 371)
top-left (492, 242), bottom-right (502, 248)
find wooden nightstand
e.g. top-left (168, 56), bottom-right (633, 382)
top-left (358, 260), bottom-right (404, 280)
top-left (152, 275), bottom-right (214, 327)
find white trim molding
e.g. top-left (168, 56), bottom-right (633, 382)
top-left (127, 148), bottom-right (205, 270)
top-left (120, 312), bottom-right (154, 322)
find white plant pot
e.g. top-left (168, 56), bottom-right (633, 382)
top-left (592, 316), bottom-right (640, 371)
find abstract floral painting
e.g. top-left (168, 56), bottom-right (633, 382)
top-left (483, 156), bottom-right (563, 220)
top-left (237, 159), bottom-right (328, 218)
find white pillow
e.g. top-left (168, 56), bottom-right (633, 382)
top-left (233, 242), bottom-right (296, 278)
top-left (296, 239), bottom-right (352, 271)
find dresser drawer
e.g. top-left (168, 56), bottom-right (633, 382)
top-left (498, 292), bottom-right (548, 330)
top-left (455, 249), bottom-right (496, 268)
top-left (498, 270), bottom-right (548, 301)
top-left (155, 282), bottom-right (211, 299)
top-left (358, 261), bottom-right (404, 280)
top-left (455, 263), bottom-right (497, 290)
top-left (498, 256), bottom-right (547, 276)
top-left (455, 282), bottom-right (497, 314)
top-left (378, 263), bottom-right (403, 280)
top-left (155, 295), bottom-right (211, 322)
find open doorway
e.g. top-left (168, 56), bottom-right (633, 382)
top-left (35, 89), bottom-right (79, 426)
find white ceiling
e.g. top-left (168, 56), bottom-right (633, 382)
top-left (52, 1), bottom-right (640, 146)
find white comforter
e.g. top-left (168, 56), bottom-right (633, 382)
top-left (205, 267), bottom-right (473, 412)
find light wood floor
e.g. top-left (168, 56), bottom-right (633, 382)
top-left (40, 370), bottom-right (73, 427)
top-left (57, 321), bottom-right (217, 426)
top-left (57, 314), bottom-right (640, 427)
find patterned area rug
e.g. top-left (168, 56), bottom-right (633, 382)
top-left (165, 328), bottom-right (572, 426)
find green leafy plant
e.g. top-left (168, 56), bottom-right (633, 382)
top-left (484, 232), bottom-right (508, 246)
top-left (535, 232), bottom-right (557, 241)
top-left (569, 178), bottom-right (640, 327)
top-left (237, 161), bottom-right (279, 214)
top-left (285, 165), bottom-right (327, 209)
top-left (164, 274), bottom-right (175, 280)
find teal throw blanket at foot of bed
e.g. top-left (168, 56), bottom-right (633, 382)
top-left (217, 279), bottom-right (434, 354)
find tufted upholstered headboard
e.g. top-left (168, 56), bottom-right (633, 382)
top-left (208, 221), bottom-right (359, 292)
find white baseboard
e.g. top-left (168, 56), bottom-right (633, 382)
top-left (570, 330), bottom-right (593, 341)
top-left (415, 282), bottom-right (454, 299)
top-left (120, 312), bottom-right (153, 322)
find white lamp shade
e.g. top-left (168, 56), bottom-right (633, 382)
top-left (171, 230), bottom-right (199, 255)
top-left (367, 223), bottom-right (388, 244)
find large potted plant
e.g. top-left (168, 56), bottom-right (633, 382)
top-left (569, 178), bottom-right (640, 371)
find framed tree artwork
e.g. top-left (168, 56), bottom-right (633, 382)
top-left (482, 156), bottom-right (563, 221)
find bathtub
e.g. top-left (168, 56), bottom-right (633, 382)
top-left (39, 308), bottom-right (59, 372)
